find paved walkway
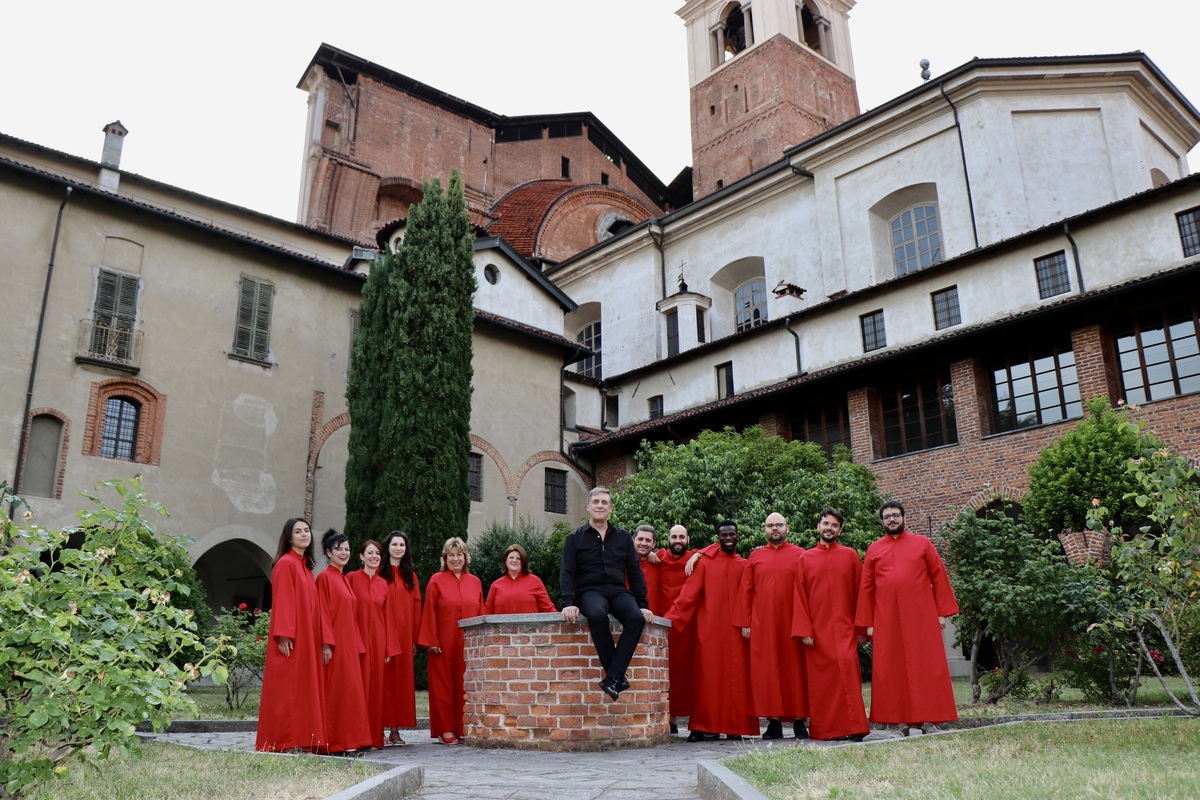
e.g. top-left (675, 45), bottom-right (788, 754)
top-left (150, 725), bottom-right (906, 799)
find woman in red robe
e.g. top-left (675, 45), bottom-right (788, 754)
top-left (381, 530), bottom-right (422, 746)
top-left (315, 529), bottom-right (372, 754)
top-left (484, 544), bottom-right (556, 614)
top-left (347, 540), bottom-right (398, 749)
top-left (255, 518), bottom-right (327, 752)
top-left (418, 537), bottom-right (483, 744)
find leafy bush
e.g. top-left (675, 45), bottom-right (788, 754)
top-left (978, 668), bottom-right (1061, 703)
top-left (469, 515), bottom-right (551, 589)
top-left (529, 521), bottom-right (573, 607)
top-left (0, 479), bottom-right (229, 799)
top-left (208, 605), bottom-right (270, 710)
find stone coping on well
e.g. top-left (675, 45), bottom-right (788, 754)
top-left (459, 612), bottom-right (673, 628)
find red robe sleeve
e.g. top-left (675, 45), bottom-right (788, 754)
top-left (924, 537), bottom-right (960, 617)
top-left (418, 574), bottom-right (442, 649)
top-left (854, 545), bottom-right (878, 629)
top-left (271, 555), bottom-right (300, 643)
top-left (791, 552), bottom-right (815, 640)
top-left (531, 575), bottom-right (556, 612)
top-left (665, 557), bottom-right (708, 632)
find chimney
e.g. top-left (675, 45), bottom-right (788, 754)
top-left (98, 120), bottom-right (128, 192)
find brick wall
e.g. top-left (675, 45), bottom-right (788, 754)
top-left (461, 614), bottom-right (670, 750)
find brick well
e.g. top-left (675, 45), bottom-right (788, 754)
top-left (460, 613), bottom-right (671, 751)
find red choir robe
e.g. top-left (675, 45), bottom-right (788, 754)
top-left (485, 572), bottom-right (556, 614)
top-left (316, 566), bottom-right (373, 752)
top-left (636, 557), bottom-right (660, 615)
top-left (855, 530), bottom-right (960, 725)
top-left (734, 542), bottom-right (808, 720)
top-left (418, 569), bottom-right (484, 739)
top-left (656, 547), bottom-right (699, 717)
top-left (383, 567), bottom-right (422, 729)
top-left (255, 551), bottom-right (327, 752)
top-left (347, 569), bottom-right (401, 748)
top-left (666, 549), bottom-right (758, 736)
top-left (792, 542), bottom-right (870, 740)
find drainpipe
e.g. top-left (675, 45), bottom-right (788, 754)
top-left (13, 186), bottom-right (72, 498)
top-left (1063, 222), bottom-right (1085, 294)
top-left (939, 82), bottom-right (979, 249)
top-left (648, 219), bottom-right (667, 300)
top-left (784, 316), bottom-right (802, 376)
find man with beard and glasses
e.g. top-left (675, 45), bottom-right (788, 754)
top-left (736, 512), bottom-right (809, 740)
top-left (855, 501), bottom-right (959, 736)
top-left (666, 521), bottom-right (757, 741)
top-left (792, 507), bottom-right (869, 741)
top-left (656, 524), bottom-right (699, 733)
top-left (632, 525), bottom-right (661, 615)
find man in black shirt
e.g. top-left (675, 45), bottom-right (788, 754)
top-left (560, 486), bottom-right (652, 700)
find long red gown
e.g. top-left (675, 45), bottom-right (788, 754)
top-left (855, 530), bottom-right (960, 724)
top-left (418, 569), bottom-right (484, 739)
top-left (656, 547), bottom-right (699, 718)
top-left (637, 557), bottom-right (660, 615)
top-left (485, 572), bottom-right (556, 613)
top-left (316, 566), bottom-right (373, 752)
top-left (347, 569), bottom-right (400, 748)
top-left (666, 550), bottom-right (758, 736)
top-left (735, 542), bottom-right (808, 720)
top-left (383, 567), bottom-right (422, 729)
top-left (255, 551), bottom-right (327, 752)
top-left (792, 542), bottom-right (870, 739)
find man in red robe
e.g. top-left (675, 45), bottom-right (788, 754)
top-left (792, 507), bottom-right (869, 741)
top-left (656, 524), bottom-right (699, 733)
top-left (633, 525), bottom-right (661, 615)
top-left (736, 512), bottom-right (808, 740)
top-left (666, 521), bottom-right (757, 741)
top-left (855, 501), bottom-right (959, 735)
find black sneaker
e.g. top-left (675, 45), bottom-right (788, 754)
top-left (793, 720), bottom-right (809, 740)
top-left (598, 677), bottom-right (621, 701)
top-left (762, 719), bottom-right (784, 740)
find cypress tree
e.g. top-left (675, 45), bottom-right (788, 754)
top-left (345, 171), bottom-right (476, 579)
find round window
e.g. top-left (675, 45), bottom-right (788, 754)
top-left (484, 264), bottom-right (500, 285)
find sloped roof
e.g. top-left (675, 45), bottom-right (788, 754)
top-left (486, 180), bottom-right (576, 258)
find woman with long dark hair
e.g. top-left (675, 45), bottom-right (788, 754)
top-left (315, 529), bottom-right (372, 754)
top-left (347, 539), bottom-right (397, 749)
top-left (380, 530), bottom-right (421, 746)
top-left (255, 518), bottom-right (327, 752)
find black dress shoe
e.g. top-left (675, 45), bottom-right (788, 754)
top-left (686, 730), bottom-right (707, 742)
top-left (762, 719), bottom-right (784, 740)
top-left (670, 722), bottom-right (679, 734)
top-left (725, 734), bottom-right (744, 741)
top-left (850, 732), bottom-right (867, 742)
top-left (793, 720), bottom-right (810, 740)
top-left (598, 677), bottom-right (621, 701)
top-left (615, 676), bottom-right (630, 693)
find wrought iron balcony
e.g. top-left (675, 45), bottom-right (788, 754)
top-left (76, 319), bottom-right (143, 370)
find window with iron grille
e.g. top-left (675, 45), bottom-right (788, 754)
top-left (666, 310), bottom-right (679, 358)
top-left (716, 362), bottom-right (735, 400)
top-left (1178, 207), bottom-right (1200, 257)
top-left (90, 269), bottom-right (138, 362)
top-left (931, 286), bottom-right (961, 330)
top-left (891, 205), bottom-right (942, 276)
top-left (991, 343), bottom-right (1082, 433)
top-left (100, 397), bottom-right (140, 461)
top-left (545, 468), bottom-right (567, 514)
top-left (233, 276), bottom-right (274, 362)
top-left (576, 321), bottom-right (602, 379)
top-left (1035, 251), bottom-right (1071, 299)
top-left (648, 395), bottom-right (664, 420)
top-left (467, 453), bottom-right (482, 502)
top-left (860, 310), bottom-right (886, 352)
top-left (880, 371), bottom-right (957, 457)
top-left (1116, 301), bottom-right (1200, 404)
top-left (734, 279), bottom-right (768, 332)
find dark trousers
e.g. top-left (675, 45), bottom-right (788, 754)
top-left (577, 585), bottom-right (645, 681)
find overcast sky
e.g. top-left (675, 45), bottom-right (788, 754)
top-left (4, 0), bottom-right (1198, 221)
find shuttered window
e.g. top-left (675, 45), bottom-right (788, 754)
top-left (233, 276), bottom-right (274, 362)
top-left (91, 270), bottom-right (138, 360)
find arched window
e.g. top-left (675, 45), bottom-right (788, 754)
top-left (891, 204), bottom-right (942, 276)
top-left (734, 278), bottom-right (768, 332)
top-left (82, 378), bottom-right (166, 465)
top-left (577, 321), bottom-right (602, 379)
top-left (22, 411), bottom-right (68, 498)
top-left (100, 397), bottom-right (140, 460)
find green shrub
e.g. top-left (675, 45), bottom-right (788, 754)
top-left (208, 605), bottom-right (270, 710)
top-left (530, 521), bottom-right (573, 607)
top-left (469, 515), bottom-right (551, 589)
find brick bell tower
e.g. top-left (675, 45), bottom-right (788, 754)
top-left (678, 0), bottom-right (860, 200)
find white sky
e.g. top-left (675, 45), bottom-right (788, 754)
top-left (4, 0), bottom-right (1198, 222)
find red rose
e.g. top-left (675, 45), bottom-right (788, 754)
top-left (237, 602), bottom-right (248, 611)
top-left (253, 608), bottom-right (261, 615)
top-left (255, 637), bottom-right (263, 643)
top-left (1093, 646), bottom-right (1104, 654)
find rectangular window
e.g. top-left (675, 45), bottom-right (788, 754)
top-left (1116, 300), bottom-right (1200, 404)
top-left (90, 269), bottom-right (138, 362)
top-left (931, 286), bottom-right (961, 330)
top-left (648, 395), bottom-right (664, 420)
top-left (600, 172), bottom-right (609, 186)
top-left (1178, 207), bottom-right (1200, 257)
top-left (544, 468), bottom-right (567, 514)
top-left (860, 310), bottom-right (886, 352)
top-left (696, 308), bottom-right (707, 343)
top-left (100, 397), bottom-right (140, 461)
top-left (666, 310), bottom-right (679, 358)
top-left (880, 371), bottom-right (957, 458)
top-left (716, 361), bottom-right (735, 400)
top-left (1035, 251), bottom-right (1071, 299)
top-left (792, 397), bottom-right (852, 457)
top-left (561, 156), bottom-right (571, 180)
top-left (991, 342), bottom-right (1082, 432)
top-left (605, 395), bottom-right (619, 428)
top-left (233, 276), bottom-right (274, 362)
top-left (467, 453), bottom-right (482, 502)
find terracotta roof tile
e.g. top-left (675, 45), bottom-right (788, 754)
top-left (486, 180), bottom-right (577, 258)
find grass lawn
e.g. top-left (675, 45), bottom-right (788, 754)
top-left (184, 685), bottom-right (431, 721)
top-left (726, 717), bottom-right (1200, 799)
top-left (25, 740), bottom-right (382, 800)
